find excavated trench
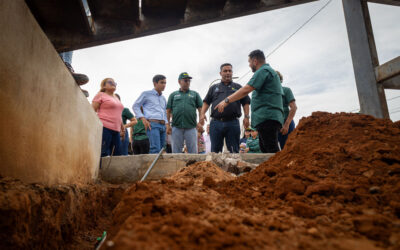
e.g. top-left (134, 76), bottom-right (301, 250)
top-left (1, 112), bottom-right (400, 249)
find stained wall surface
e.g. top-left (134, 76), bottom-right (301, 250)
top-left (0, 0), bottom-right (102, 185)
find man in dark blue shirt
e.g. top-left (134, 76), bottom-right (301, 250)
top-left (200, 63), bottom-right (251, 153)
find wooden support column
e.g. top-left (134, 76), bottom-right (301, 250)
top-left (342, 0), bottom-right (389, 118)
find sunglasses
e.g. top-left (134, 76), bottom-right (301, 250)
top-left (106, 81), bottom-right (117, 86)
top-left (183, 79), bottom-right (191, 83)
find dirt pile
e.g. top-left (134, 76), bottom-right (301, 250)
top-left (0, 178), bottom-right (126, 249)
top-left (107, 112), bottom-right (400, 249)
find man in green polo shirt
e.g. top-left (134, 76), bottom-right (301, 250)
top-left (167, 72), bottom-right (203, 153)
top-left (215, 49), bottom-right (284, 153)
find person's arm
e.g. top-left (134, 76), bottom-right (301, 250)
top-left (166, 109), bottom-right (172, 135)
top-left (92, 93), bottom-right (102, 112)
top-left (215, 85), bottom-right (254, 113)
top-left (124, 117), bottom-right (138, 129)
top-left (196, 107), bottom-right (203, 129)
top-left (133, 92), bottom-right (151, 131)
top-left (92, 102), bottom-right (100, 112)
top-left (281, 101), bottom-right (297, 135)
top-left (199, 102), bottom-right (209, 126)
top-left (243, 104), bottom-right (250, 129)
top-left (133, 92), bottom-right (146, 118)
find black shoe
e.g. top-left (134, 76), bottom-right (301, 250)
top-left (81, 89), bottom-right (89, 97)
top-left (65, 62), bottom-right (89, 85)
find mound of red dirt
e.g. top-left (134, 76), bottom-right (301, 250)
top-left (0, 178), bottom-right (126, 249)
top-left (107, 112), bottom-right (400, 249)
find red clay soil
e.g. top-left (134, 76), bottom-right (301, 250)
top-left (0, 178), bottom-right (126, 249)
top-left (107, 112), bottom-right (400, 250)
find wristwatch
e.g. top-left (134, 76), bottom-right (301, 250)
top-left (224, 97), bottom-right (230, 103)
top-left (244, 115), bottom-right (250, 119)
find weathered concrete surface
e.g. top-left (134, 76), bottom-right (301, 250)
top-left (0, 0), bottom-right (102, 185)
top-left (100, 153), bottom-right (274, 183)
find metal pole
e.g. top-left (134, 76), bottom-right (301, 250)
top-left (140, 147), bottom-right (165, 182)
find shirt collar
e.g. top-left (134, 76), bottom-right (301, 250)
top-left (179, 88), bottom-right (190, 93)
top-left (219, 81), bottom-right (232, 87)
top-left (152, 88), bottom-right (162, 96)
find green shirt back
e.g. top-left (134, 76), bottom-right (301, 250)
top-left (167, 89), bottom-right (203, 129)
top-left (247, 64), bottom-right (284, 127)
top-left (121, 108), bottom-right (134, 125)
top-left (282, 87), bottom-right (295, 121)
top-left (133, 119), bottom-right (148, 141)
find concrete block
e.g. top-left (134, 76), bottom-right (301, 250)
top-left (100, 153), bottom-right (273, 183)
top-left (0, 0), bottom-right (102, 185)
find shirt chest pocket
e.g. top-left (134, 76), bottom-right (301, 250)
top-left (173, 95), bottom-right (183, 106)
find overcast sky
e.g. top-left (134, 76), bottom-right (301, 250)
top-left (73, 0), bottom-right (400, 124)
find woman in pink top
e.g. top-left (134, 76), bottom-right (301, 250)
top-left (92, 78), bottom-right (125, 156)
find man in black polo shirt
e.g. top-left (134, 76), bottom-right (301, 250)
top-left (200, 63), bottom-right (251, 153)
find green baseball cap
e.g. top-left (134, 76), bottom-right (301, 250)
top-left (178, 72), bottom-right (193, 80)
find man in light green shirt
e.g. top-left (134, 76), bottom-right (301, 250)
top-left (215, 49), bottom-right (284, 153)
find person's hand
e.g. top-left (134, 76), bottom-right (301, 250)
top-left (215, 100), bottom-right (228, 113)
top-left (243, 117), bottom-right (250, 129)
top-left (120, 130), bottom-right (126, 140)
top-left (141, 117), bottom-right (151, 131)
top-left (166, 124), bottom-right (172, 135)
top-left (199, 114), bottom-right (207, 126)
top-left (280, 125), bottom-right (289, 135)
top-left (196, 122), bottom-right (203, 131)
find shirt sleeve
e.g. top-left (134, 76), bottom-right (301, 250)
top-left (285, 88), bottom-right (295, 103)
top-left (126, 108), bottom-right (134, 120)
top-left (196, 92), bottom-right (203, 108)
top-left (166, 93), bottom-right (173, 110)
top-left (92, 92), bottom-right (103, 104)
top-left (133, 92), bottom-right (146, 119)
top-left (247, 69), bottom-right (270, 90)
top-left (203, 86), bottom-right (214, 105)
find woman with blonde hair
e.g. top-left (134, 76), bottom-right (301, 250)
top-left (92, 78), bottom-right (125, 156)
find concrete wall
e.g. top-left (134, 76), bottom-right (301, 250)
top-left (100, 153), bottom-right (274, 183)
top-left (0, 0), bottom-right (102, 185)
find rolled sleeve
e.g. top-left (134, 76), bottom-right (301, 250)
top-left (133, 92), bottom-right (146, 119)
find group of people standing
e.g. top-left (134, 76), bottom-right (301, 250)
top-left (91, 49), bottom-right (297, 157)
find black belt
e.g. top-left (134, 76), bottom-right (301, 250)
top-left (212, 117), bottom-right (237, 122)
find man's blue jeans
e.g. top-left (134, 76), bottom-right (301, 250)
top-left (210, 119), bottom-right (240, 153)
top-left (59, 51), bottom-right (73, 65)
top-left (101, 127), bottom-right (122, 157)
top-left (120, 129), bottom-right (129, 155)
top-left (171, 127), bottom-right (197, 153)
top-left (278, 120), bottom-right (295, 149)
top-left (146, 122), bottom-right (166, 153)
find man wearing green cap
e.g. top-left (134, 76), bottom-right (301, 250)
top-left (167, 72), bottom-right (203, 153)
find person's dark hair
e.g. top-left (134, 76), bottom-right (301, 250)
top-left (153, 74), bottom-right (166, 84)
top-left (249, 50), bottom-right (265, 62)
top-left (220, 63), bottom-right (232, 71)
top-left (115, 93), bottom-right (121, 100)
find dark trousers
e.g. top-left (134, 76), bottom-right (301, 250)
top-left (132, 138), bottom-right (150, 155)
top-left (210, 119), bottom-right (240, 153)
top-left (278, 120), bottom-right (295, 149)
top-left (101, 127), bottom-right (122, 157)
top-left (256, 119), bottom-right (281, 153)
